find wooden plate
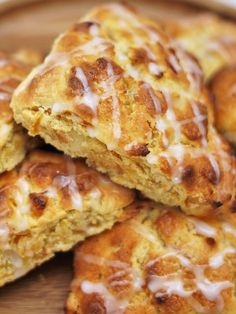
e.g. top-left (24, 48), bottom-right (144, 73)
top-left (0, 1), bottom-right (234, 313)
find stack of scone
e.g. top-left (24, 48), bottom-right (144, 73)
top-left (1, 3), bottom-right (236, 313)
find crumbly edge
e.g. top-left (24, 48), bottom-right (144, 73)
top-left (12, 107), bottom-right (214, 217)
top-left (0, 205), bottom-right (126, 287)
top-left (0, 126), bottom-right (28, 174)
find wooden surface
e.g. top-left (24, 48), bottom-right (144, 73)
top-left (0, 253), bottom-right (73, 314)
top-left (0, 1), bottom-right (233, 313)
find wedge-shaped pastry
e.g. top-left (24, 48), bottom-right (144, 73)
top-left (165, 14), bottom-right (236, 80)
top-left (0, 150), bottom-right (134, 287)
top-left (0, 50), bottom-right (40, 173)
top-left (67, 201), bottom-right (236, 314)
top-left (11, 4), bottom-right (235, 216)
top-left (209, 66), bottom-right (236, 146)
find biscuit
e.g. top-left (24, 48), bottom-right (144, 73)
top-left (66, 201), bottom-right (236, 314)
top-left (0, 50), bottom-right (40, 173)
top-left (165, 14), bottom-right (236, 80)
top-left (209, 65), bottom-right (236, 146)
top-left (0, 150), bottom-right (135, 287)
top-left (10, 4), bottom-right (235, 216)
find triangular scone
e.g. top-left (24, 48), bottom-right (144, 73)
top-left (0, 150), bottom-right (135, 287)
top-left (0, 50), bottom-right (41, 173)
top-left (66, 201), bottom-right (236, 314)
top-left (165, 14), bottom-right (236, 80)
top-left (11, 4), bottom-right (235, 216)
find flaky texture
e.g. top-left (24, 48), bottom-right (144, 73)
top-left (67, 201), bottom-right (236, 314)
top-left (10, 3), bottom-right (235, 216)
top-left (0, 50), bottom-right (41, 173)
top-left (0, 150), bottom-right (135, 287)
top-left (165, 14), bottom-right (236, 80)
top-left (209, 65), bottom-right (236, 146)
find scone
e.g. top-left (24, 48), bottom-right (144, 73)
top-left (66, 201), bottom-right (236, 314)
top-left (12, 49), bottom-right (43, 67)
top-left (0, 150), bottom-right (135, 287)
top-left (10, 3), bottom-right (235, 216)
top-left (165, 14), bottom-right (236, 80)
top-left (0, 50), bottom-right (40, 173)
top-left (209, 66), bottom-right (236, 146)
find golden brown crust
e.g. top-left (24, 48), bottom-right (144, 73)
top-left (12, 49), bottom-right (43, 67)
top-left (165, 14), bottom-right (236, 80)
top-left (0, 150), bottom-right (135, 287)
top-left (0, 50), bottom-right (41, 173)
top-left (10, 4), bottom-right (236, 216)
top-left (209, 65), bottom-right (236, 146)
top-left (67, 201), bottom-right (236, 314)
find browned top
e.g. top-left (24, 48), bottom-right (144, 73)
top-left (0, 50), bottom-right (31, 149)
top-left (67, 201), bottom-right (236, 314)
top-left (11, 3), bottom-right (236, 216)
top-left (209, 65), bottom-right (236, 143)
top-left (0, 150), bottom-right (135, 247)
top-left (165, 14), bottom-right (236, 80)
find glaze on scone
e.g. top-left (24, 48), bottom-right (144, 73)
top-left (0, 150), bottom-right (135, 287)
top-left (66, 201), bottom-right (236, 314)
top-left (0, 50), bottom-right (40, 173)
top-left (10, 4), bottom-right (235, 216)
top-left (165, 14), bottom-right (236, 80)
top-left (209, 65), bottom-right (236, 146)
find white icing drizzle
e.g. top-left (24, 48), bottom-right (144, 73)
top-left (54, 175), bottom-right (82, 210)
top-left (148, 275), bottom-right (193, 297)
top-left (206, 40), bottom-right (231, 60)
top-left (189, 217), bottom-right (216, 237)
top-left (89, 24), bottom-right (99, 36)
top-left (103, 61), bottom-right (121, 139)
top-left (168, 53), bottom-right (182, 73)
top-left (87, 126), bottom-right (98, 137)
top-left (175, 46), bottom-right (203, 91)
top-left (222, 223), bottom-right (236, 238)
top-left (15, 178), bottom-right (30, 214)
top-left (0, 222), bottom-right (9, 242)
top-left (77, 252), bottom-right (129, 269)
top-left (148, 62), bottom-right (163, 77)
top-left (161, 89), bottom-right (181, 142)
top-left (209, 247), bottom-right (236, 269)
top-left (146, 154), bottom-right (158, 164)
top-left (89, 188), bottom-right (102, 199)
top-left (142, 82), bottom-right (162, 114)
top-left (191, 101), bottom-right (207, 147)
top-left (97, 4), bottom-right (224, 189)
top-left (75, 67), bottom-right (100, 113)
top-left (78, 252), bottom-right (144, 313)
top-left (45, 186), bottom-right (58, 198)
top-left (208, 154), bottom-right (220, 184)
top-left (52, 102), bottom-right (69, 113)
top-left (81, 280), bottom-right (128, 314)
top-left (147, 252), bottom-right (233, 312)
top-left (78, 37), bottom-right (111, 55)
top-left (127, 221), bottom-right (157, 244)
